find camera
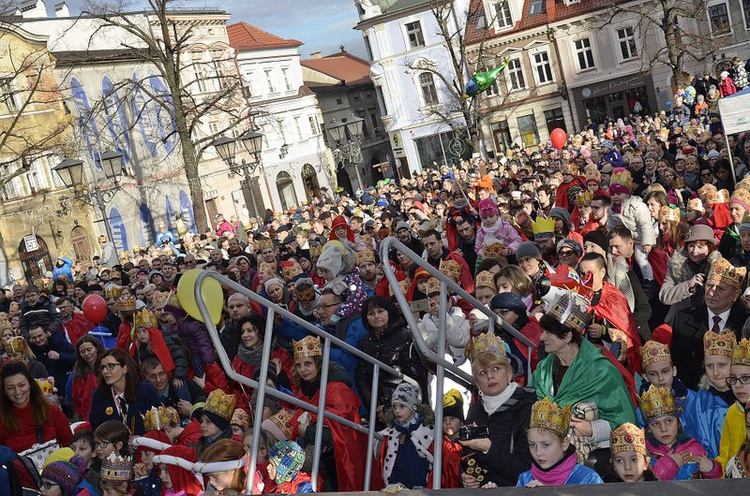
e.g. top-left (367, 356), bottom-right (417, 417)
top-left (458, 425), bottom-right (489, 441)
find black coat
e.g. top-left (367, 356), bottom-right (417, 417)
top-left (671, 303), bottom-right (747, 390)
top-left (89, 382), bottom-right (163, 435)
top-left (29, 332), bottom-right (75, 393)
top-left (19, 295), bottom-right (62, 338)
top-left (461, 386), bottom-right (536, 487)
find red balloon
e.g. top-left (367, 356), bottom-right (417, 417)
top-left (82, 294), bottom-right (108, 324)
top-left (550, 128), bottom-right (567, 150)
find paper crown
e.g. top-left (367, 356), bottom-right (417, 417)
top-left (134, 309), bottom-right (158, 329)
top-left (5, 336), bottom-right (30, 356)
top-left (610, 169), bottom-right (633, 190)
top-left (706, 257), bottom-right (746, 290)
top-left (280, 260), bottom-right (303, 282)
top-left (640, 340), bottom-right (672, 369)
top-left (152, 291), bottom-right (180, 310)
top-left (561, 162), bottom-right (578, 175)
top-left (531, 217), bottom-right (556, 238)
top-left (204, 389), bottom-right (237, 423)
top-left (530, 397), bottom-right (571, 438)
top-left (730, 188), bottom-right (750, 210)
top-left (117, 296), bottom-right (137, 313)
top-left (293, 335), bottom-right (322, 359)
top-left (256, 238), bottom-right (275, 251)
top-left (610, 422), bottom-right (647, 457)
top-left (355, 249), bottom-right (376, 265)
top-left (686, 197), bottom-right (705, 213)
top-left (640, 385), bottom-right (679, 420)
top-left (36, 376), bottom-right (55, 396)
top-left (424, 277), bottom-right (442, 296)
top-left (547, 292), bottom-right (591, 335)
top-left (264, 409), bottom-right (295, 440)
top-left (468, 332), bottom-right (507, 362)
top-left (475, 270), bottom-right (496, 291)
top-left (258, 261), bottom-right (276, 275)
top-left (585, 166), bottom-right (600, 183)
top-left (732, 338), bottom-right (750, 367)
top-left (230, 408), bottom-right (250, 428)
top-left (483, 240), bottom-right (506, 260)
top-left (294, 284), bottom-right (316, 303)
top-left (143, 406), bottom-right (180, 431)
top-left (100, 454), bottom-right (133, 482)
top-left (439, 259), bottom-right (462, 282)
top-left (658, 206), bottom-right (681, 223)
top-left (576, 190), bottom-right (593, 206)
top-left (309, 244), bottom-right (324, 257)
top-left (704, 330), bottom-right (736, 358)
top-left (698, 184), bottom-right (729, 204)
top-left (105, 286), bottom-right (122, 299)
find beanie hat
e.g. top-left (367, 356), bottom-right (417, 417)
top-left (601, 139), bottom-right (614, 149)
top-left (391, 381), bottom-right (420, 410)
top-left (43, 447), bottom-right (75, 467)
top-left (478, 199), bottom-right (499, 219)
top-left (443, 389), bottom-right (464, 422)
top-left (514, 241), bottom-right (542, 261)
top-left (268, 440), bottom-right (306, 484)
top-left (396, 221), bottom-right (411, 233)
top-left (707, 149), bottom-right (721, 160)
top-left (490, 292), bottom-right (527, 316)
top-left (556, 238), bottom-right (583, 257)
top-left (583, 231), bottom-right (609, 254)
top-left (264, 277), bottom-right (285, 294)
top-left (41, 457), bottom-right (86, 494)
top-left (548, 207), bottom-right (571, 224)
top-left (315, 243), bottom-right (344, 277)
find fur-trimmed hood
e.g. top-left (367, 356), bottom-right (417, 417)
top-left (667, 248), bottom-right (721, 283)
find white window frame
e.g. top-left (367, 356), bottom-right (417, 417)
top-left (264, 68), bottom-right (276, 94)
top-left (615, 26), bottom-right (638, 61)
top-left (418, 72), bottom-right (439, 106)
top-left (493, 1), bottom-right (514, 31)
top-left (707, 1), bottom-right (733, 36)
top-left (404, 20), bottom-right (426, 49)
top-left (505, 56), bottom-right (526, 91)
top-left (190, 50), bottom-right (208, 94)
top-left (281, 67), bottom-right (293, 91)
top-left (743, 0), bottom-right (750, 30)
top-left (294, 116), bottom-right (304, 139)
top-left (529, 47), bottom-right (555, 86)
top-left (308, 115), bottom-right (319, 135)
top-left (0, 77), bottom-right (22, 113)
top-left (573, 37), bottom-right (596, 71)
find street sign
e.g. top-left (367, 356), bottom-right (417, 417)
top-left (23, 234), bottom-right (39, 252)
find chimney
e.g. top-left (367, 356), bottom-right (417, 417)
top-left (310, 52), bottom-right (322, 59)
top-left (54, 2), bottom-right (70, 17)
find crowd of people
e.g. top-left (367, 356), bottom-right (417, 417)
top-left (3, 98), bottom-right (750, 495)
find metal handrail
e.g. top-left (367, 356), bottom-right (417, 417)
top-left (192, 270), bottom-right (421, 492)
top-left (379, 237), bottom-right (537, 489)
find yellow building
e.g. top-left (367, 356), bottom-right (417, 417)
top-left (0, 22), bottom-right (97, 286)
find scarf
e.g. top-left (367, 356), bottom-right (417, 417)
top-left (237, 344), bottom-right (264, 366)
top-left (481, 381), bottom-right (518, 416)
top-left (529, 446), bottom-right (577, 486)
top-left (394, 412), bottom-right (423, 433)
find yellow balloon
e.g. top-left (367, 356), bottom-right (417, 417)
top-left (176, 268), bottom-right (223, 325)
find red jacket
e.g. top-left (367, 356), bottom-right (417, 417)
top-left (63, 312), bottom-right (94, 345)
top-left (0, 402), bottom-right (72, 453)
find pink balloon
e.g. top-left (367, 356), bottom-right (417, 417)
top-left (82, 295), bottom-right (108, 324)
top-left (550, 128), bottom-right (567, 150)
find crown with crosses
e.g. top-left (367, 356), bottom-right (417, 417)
top-left (293, 335), bottom-right (322, 359)
top-left (704, 330), bottom-right (736, 359)
top-left (640, 385), bottom-right (679, 420)
top-left (100, 454), bottom-right (133, 482)
top-left (530, 397), bottom-right (571, 439)
top-left (610, 422), bottom-right (647, 457)
top-left (468, 332), bottom-right (507, 362)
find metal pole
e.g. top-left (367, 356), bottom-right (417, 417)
top-left (94, 186), bottom-right (115, 244)
top-left (364, 365), bottom-right (380, 491)
top-left (310, 338), bottom-right (332, 491)
top-left (432, 280), bottom-right (447, 490)
top-left (241, 160), bottom-right (261, 219)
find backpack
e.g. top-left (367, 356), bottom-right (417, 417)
top-left (0, 446), bottom-right (42, 496)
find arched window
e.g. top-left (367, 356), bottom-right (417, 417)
top-left (139, 203), bottom-right (155, 246)
top-left (276, 171), bottom-right (298, 211)
top-left (18, 235), bottom-right (53, 283)
top-left (109, 207), bottom-right (129, 252)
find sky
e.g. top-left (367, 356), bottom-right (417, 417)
top-left (63, 0), bottom-right (369, 60)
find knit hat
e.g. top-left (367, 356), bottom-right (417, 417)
top-left (316, 242), bottom-right (345, 277)
top-left (391, 381), bottom-right (420, 410)
top-left (583, 231), bottom-right (608, 254)
top-left (489, 292), bottom-right (526, 316)
top-left (264, 277), bottom-right (285, 294)
top-left (548, 207), bottom-right (571, 224)
top-left (600, 139), bottom-right (614, 149)
top-left (556, 238), bottom-right (583, 257)
top-left (514, 241), bottom-right (541, 261)
top-left (707, 149), bottom-right (721, 160)
top-left (443, 389), bottom-right (464, 422)
top-left (42, 447), bottom-right (75, 467)
top-left (396, 221), bottom-right (411, 233)
top-left (41, 457), bottom-right (86, 494)
top-left (268, 440), bottom-right (306, 484)
top-left (478, 199), bottom-right (499, 219)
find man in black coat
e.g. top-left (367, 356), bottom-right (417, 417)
top-left (28, 324), bottom-right (76, 401)
top-left (19, 285), bottom-right (62, 339)
top-left (670, 258), bottom-right (746, 390)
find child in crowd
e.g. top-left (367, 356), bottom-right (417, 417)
top-left (517, 397), bottom-right (602, 486)
top-left (132, 433), bottom-right (171, 496)
top-left (641, 385), bottom-right (722, 480)
top-left (99, 453), bottom-right (139, 496)
top-left (725, 407), bottom-right (750, 478)
top-left (718, 338), bottom-right (750, 471)
top-left (608, 423), bottom-right (655, 482)
top-left (267, 440), bottom-right (314, 493)
top-left (475, 199), bottom-right (521, 257)
top-left (437, 389), bottom-right (464, 489)
top-left (152, 445), bottom-right (203, 496)
top-left (71, 429), bottom-right (96, 467)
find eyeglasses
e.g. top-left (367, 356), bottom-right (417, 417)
top-left (95, 441), bottom-right (111, 449)
top-left (558, 250), bottom-right (577, 257)
top-left (318, 302), bottom-right (341, 310)
top-left (99, 363), bottom-right (123, 372)
top-left (41, 482), bottom-right (60, 490)
top-left (726, 375), bottom-right (750, 386)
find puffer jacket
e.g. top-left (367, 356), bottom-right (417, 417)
top-left (660, 249), bottom-right (720, 324)
top-left (356, 318), bottom-right (428, 409)
top-left (19, 294), bottom-right (63, 338)
top-left (608, 196), bottom-right (656, 247)
top-left (417, 305), bottom-right (470, 363)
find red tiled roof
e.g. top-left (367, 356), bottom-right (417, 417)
top-left (300, 52), bottom-right (372, 85)
top-left (227, 22), bottom-right (303, 51)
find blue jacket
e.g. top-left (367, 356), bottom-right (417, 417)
top-left (52, 257), bottom-right (74, 282)
top-left (89, 381), bottom-right (162, 435)
top-left (517, 462), bottom-right (603, 486)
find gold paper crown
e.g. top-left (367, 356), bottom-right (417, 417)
top-left (204, 389), bottom-right (237, 423)
top-left (640, 340), bottom-right (672, 369)
top-left (468, 332), bottom-right (507, 362)
top-left (280, 260), bottom-right (303, 282)
top-left (398, 278), bottom-right (410, 296)
top-left (687, 197), bottom-right (705, 213)
top-left (294, 283), bottom-right (316, 303)
top-left (547, 293), bottom-right (591, 335)
top-left (530, 397), bottom-right (571, 438)
top-left (105, 286), bottom-right (122, 299)
top-left (256, 238), bottom-right (275, 251)
top-left (152, 291), bottom-right (180, 310)
top-left (610, 169), bottom-right (633, 190)
top-left (475, 271), bottom-right (496, 292)
top-left (483, 240), bottom-right (505, 260)
top-left (610, 422), bottom-right (647, 457)
top-left (143, 406), bottom-right (180, 431)
top-left (706, 257), bottom-right (746, 290)
top-left (5, 336), bottom-right (31, 356)
top-left (698, 184), bottom-right (717, 203)
top-left (730, 188), bottom-right (750, 208)
top-left (355, 249), bottom-right (376, 265)
top-left (576, 190), bottom-right (593, 206)
top-left (293, 335), bottom-right (322, 359)
top-left (258, 261), bottom-right (276, 275)
top-left (230, 408), bottom-right (250, 428)
top-left (309, 244), bottom-right (324, 257)
top-left (424, 277), bottom-right (442, 296)
top-left (704, 330), bottom-right (736, 358)
top-left (640, 385), bottom-right (679, 420)
top-left (36, 377), bottom-right (55, 395)
top-left (269, 409), bottom-right (295, 439)
top-left (117, 296), bottom-right (136, 313)
top-left (439, 259), bottom-right (462, 283)
top-left (561, 162), bottom-right (578, 175)
top-left (658, 206), bottom-right (681, 223)
top-left (134, 309), bottom-right (158, 329)
top-left (732, 338), bottom-right (750, 366)
top-left (531, 217), bottom-right (556, 237)
top-left (100, 454), bottom-right (133, 482)
top-left (585, 167), bottom-right (601, 183)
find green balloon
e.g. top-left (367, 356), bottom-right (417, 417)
top-left (464, 59), bottom-right (510, 97)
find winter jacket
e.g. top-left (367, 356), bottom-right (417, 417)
top-left (52, 258), bottom-right (74, 282)
top-left (417, 305), bottom-right (470, 364)
top-left (659, 249), bottom-right (720, 324)
top-left (19, 295), bottom-right (63, 338)
top-left (29, 332), bottom-right (76, 392)
top-left (719, 77), bottom-right (737, 97)
top-left (608, 196), bottom-right (656, 247)
top-left (173, 317), bottom-right (215, 365)
top-left (732, 64), bottom-right (749, 90)
top-left (475, 218), bottom-right (523, 256)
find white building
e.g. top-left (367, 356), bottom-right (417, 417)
top-left (354, 0), bottom-right (470, 176)
top-left (228, 22), bottom-right (334, 211)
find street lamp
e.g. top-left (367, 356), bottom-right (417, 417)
top-left (212, 131), bottom-right (265, 219)
top-left (327, 115), bottom-right (365, 191)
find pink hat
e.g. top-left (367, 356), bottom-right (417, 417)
top-left (478, 199), bottom-right (499, 219)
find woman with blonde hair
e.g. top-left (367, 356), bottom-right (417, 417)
top-left (494, 265), bottom-right (535, 310)
top-left (4, 336), bottom-right (48, 378)
top-left (657, 206), bottom-right (688, 256)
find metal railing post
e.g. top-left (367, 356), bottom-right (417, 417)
top-left (364, 365), bottom-right (380, 491)
top-left (432, 280), bottom-right (448, 490)
top-left (310, 338), bottom-right (332, 491)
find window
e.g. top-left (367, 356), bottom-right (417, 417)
top-left (190, 51), bottom-right (208, 93)
top-left (265, 69), bottom-right (276, 93)
top-left (531, 51), bottom-right (554, 85)
top-left (617, 27), bottom-right (638, 60)
top-left (529, 0), bottom-right (545, 15)
top-left (210, 48), bottom-right (227, 90)
top-left (574, 38), bottom-right (595, 70)
top-left (294, 116), bottom-right (303, 139)
top-left (282, 68), bottom-right (293, 91)
top-left (517, 114), bottom-right (540, 147)
top-left (1, 164), bottom-right (23, 199)
top-left (506, 58), bottom-right (526, 90)
top-left (336, 98), bottom-right (343, 105)
top-left (708, 3), bottom-right (731, 35)
top-left (744, 0), bottom-right (750, 28)
top-left (370, 112), bottom-right (381, 135)
top-left (0, 78), bottom-right (21, 113)
top-left (405, 21), bottom-right (425, 48)
top-left (544, 108), bottom-right (566, 133)
top-left (494, 1), bottom-right (514, 29)
top-left (419, 72), bottom-right (439, 105)
top-left (308, 115), bottom-right (319, 134)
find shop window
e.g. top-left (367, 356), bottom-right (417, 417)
top-left (492, 120), bottom-right (513, 153)
top-left (617, 27), bottom-right (638, 60)
top-left (708, 3), bottom-right (731, 35)
top-left (574, 38), bottom-right (595, 71)
top-left (517, 114), bottom-right (540, 147)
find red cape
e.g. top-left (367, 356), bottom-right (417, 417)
top-left (174, 419), bottom-right (202, 446)
top-left (71, 372), bottom-right (98, 421)
top-left (709, 202), bottom-right (731, 230)
top-left (130, 327), bottom-right (175, 374)
top-left (116, 321), bottom-right (134, 351)
top-left (590, 282), bottom-right (642, 374)
top-left (428, 437), bottom-right (462, 489)
top-left (555, 176), bottom-right (585, 210)
top-left (64, 313), bottom-right (94, 345)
